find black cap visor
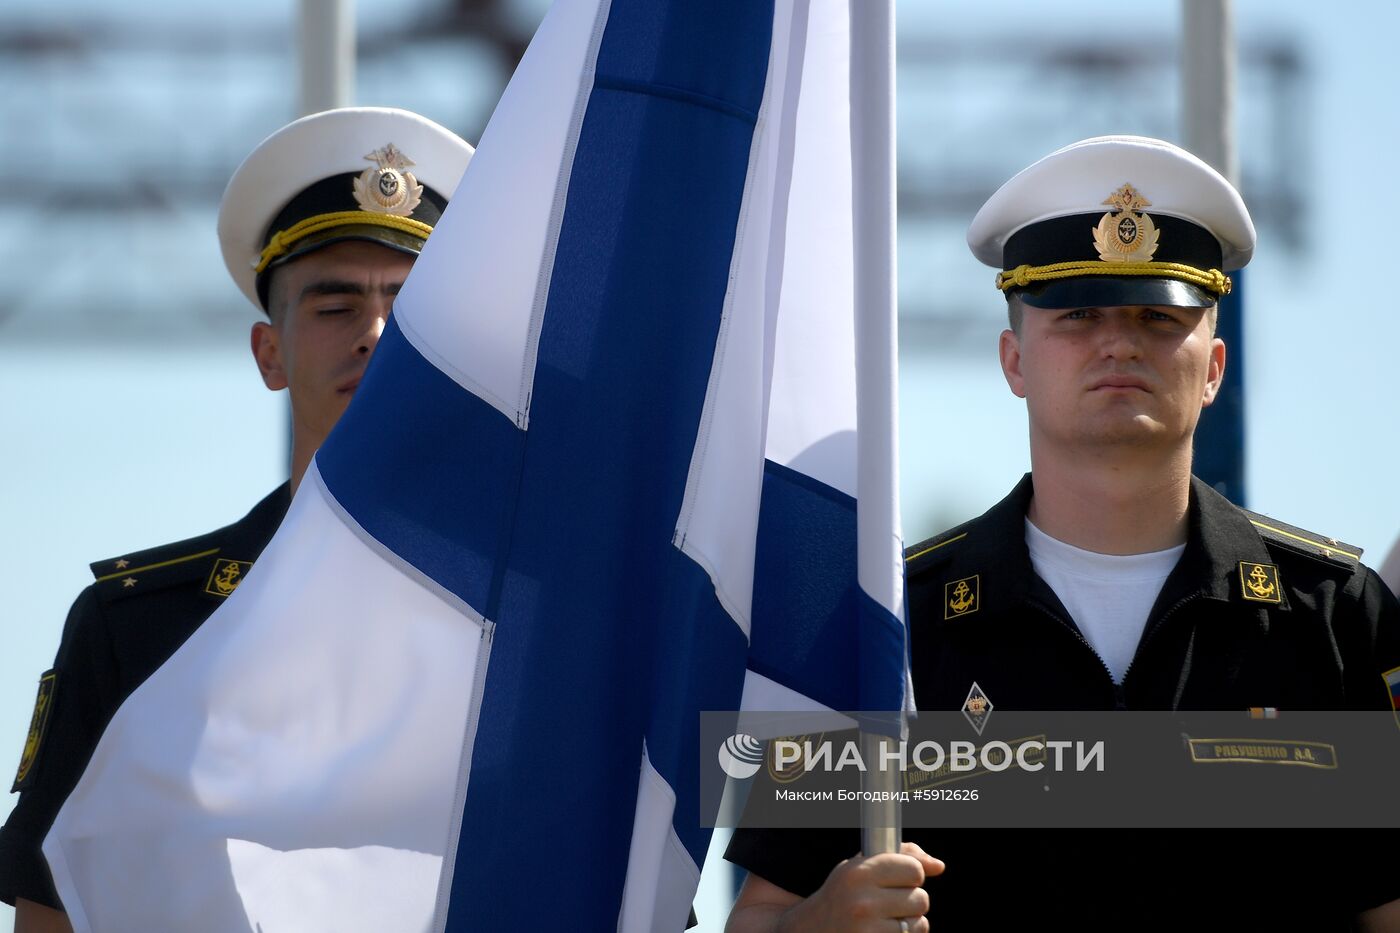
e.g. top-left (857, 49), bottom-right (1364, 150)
top-left (1012, 275), bottom-right (1217, 310)
top-left (273, 223), bottom-right (427, 269)
top-left (253, 171), bottom-right (447, 312)
top-left (255, 224), bottom-right (427, 311)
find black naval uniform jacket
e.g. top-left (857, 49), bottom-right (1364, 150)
top-left (727, 474), bottom-right (1400, 929)
top-left (0, 484), bottom-right (290, 909)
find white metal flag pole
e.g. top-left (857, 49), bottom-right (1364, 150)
top-left (850, 0), bottom-right (905, 858)
top-left (299, 0), bottom-right (354, 116)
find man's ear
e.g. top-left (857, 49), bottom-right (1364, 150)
top-left (999, 328), bottom-right (1026, 399)
top-left (251, 321), bottom-right (287, 391)
top-left (1200, 335), bottom-right (1227, 408)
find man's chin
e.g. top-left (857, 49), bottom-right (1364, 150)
top-left (1074, 416), bottom-right (1172, 448)
top-left (310, 395), bottom-right (355, 440)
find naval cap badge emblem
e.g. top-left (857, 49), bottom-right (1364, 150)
top-left (353, 143), bottom-right (423, 217)
top-left (1092, 182), bottom-right (1160, 263)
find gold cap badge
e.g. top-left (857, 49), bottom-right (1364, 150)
top-left (1093, 183), bottom-right (1160, 263)
top-left (353, 144), bottom-right (424, 217)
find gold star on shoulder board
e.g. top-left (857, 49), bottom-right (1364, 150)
top-left (122, 577), bottom-right (137, 588)
top-left (114, 558), bottom-right (129, 569)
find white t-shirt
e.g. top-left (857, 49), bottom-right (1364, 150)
top-left (1024, 519), bottom-right (1185, 684)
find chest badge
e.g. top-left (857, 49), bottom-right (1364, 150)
top-left (962, 682), bottom-right (993, 735)
top-left (205, 558), bottom-right (253, 598)
top-left (944, 574), bottom-right (980, 620)
top-left (1238, 561), bottom-right (1282, 603)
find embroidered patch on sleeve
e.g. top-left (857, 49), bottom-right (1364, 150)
top-left (1383, 667), bottom-right (1400, 730)
top-left (12, 670), bottom-right (57, 792)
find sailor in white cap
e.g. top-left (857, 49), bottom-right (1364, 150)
top-left (725, 136), bottom-right (1400, 933)
top-left (223, 106), bottom-right (475, 492)
top-left (0, 107), bottom-right (473, 930)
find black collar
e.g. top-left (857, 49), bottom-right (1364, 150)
top-left (933, 473), bottom-right (1285, 630)
top-left (217, 482), bottom-right (292, 562)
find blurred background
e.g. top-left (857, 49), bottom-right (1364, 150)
top-left (2, 0), bottom-right (1397, 928)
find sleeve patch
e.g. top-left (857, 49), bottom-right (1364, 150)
top-left (12, 670), bottom-right (57, 793)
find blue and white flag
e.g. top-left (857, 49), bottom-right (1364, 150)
top-left (45, 0), bottom-right (907, 929)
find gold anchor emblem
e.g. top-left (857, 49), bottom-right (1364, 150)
top-left (205, 558), bottom-right (253, 598)
top-left (1239, 562), bottom-right (1282, 604)
top-left (1092, 183), bottom-right (1160, 263)
top-left (213, 562), bottom-right (241, 594)
top-left (944, 575), bottom-right (980, 619)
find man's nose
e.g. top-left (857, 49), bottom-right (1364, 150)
top-left (1098, 315), bottom-right (1142, 359)
top-left (356, 302), bottom-right (391, 357)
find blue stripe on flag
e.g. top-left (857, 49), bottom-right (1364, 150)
top-left (317, 315), bottom-right (524, 614)
top-left (749, 459), bottom-right (862, 711)
top-left (642, 572), bottom-right (749, 861)
top-left (857, 588), bottom-right (908, 731)
top-left (445, 0), bottom-right (774, 926)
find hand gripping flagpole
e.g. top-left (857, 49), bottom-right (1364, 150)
top-left (850, 0), bottom-right (905, 857)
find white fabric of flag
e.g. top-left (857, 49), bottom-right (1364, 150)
top-left (44, 0), bottom-right (906, 930)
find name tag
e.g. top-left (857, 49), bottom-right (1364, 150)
top-left (1187, 738), bottom-right (1336, 769)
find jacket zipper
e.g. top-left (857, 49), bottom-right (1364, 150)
top-left (1120, 592), bottom-right (1204, 709)
top-left (1028, 601), bottom-right (1122, 707)
top-left (1031, 591), bottom-right (1205, 710)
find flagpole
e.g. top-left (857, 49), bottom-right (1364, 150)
top-left (850, 0), bottom-right (904, 857)
top-left (299, 0), bottom-right (355, 116)
top-left (1181, 0), bottom-right (1245, 504)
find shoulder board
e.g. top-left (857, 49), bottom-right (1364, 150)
top-left (905, 519), bottom-right (976, 575)
top-left (1243, 509), bottom-right (1362, 573)
top-left (89, 531), bottom-right (224, 604)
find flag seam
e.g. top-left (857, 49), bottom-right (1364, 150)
top-left (592, 75), bottom-right (759, 125)
top-left (393, 302), bottom-right (523, 426)
top-left (671, 16), bottom-right (781, 640)
top-left (432, 620), bottom-right (497, 933)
